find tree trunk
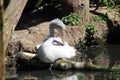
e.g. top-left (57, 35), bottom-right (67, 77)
top-left (61, 0), bottom-right (89, 24)
top-left (4, 0), bottom-right (28, 51)
top-left (0, 0), bottom-right (5, 80)
top-left (1, 0), bottom-right (27, 79)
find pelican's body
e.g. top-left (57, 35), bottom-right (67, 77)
top-left (37, 19), bottom-right (76, 63)
top-left (38, 37), bottom-right (76, 63)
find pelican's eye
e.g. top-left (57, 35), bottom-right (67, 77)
top-left (57, 28), bottom-right (63, 32)
top-left (55, 26), bottom-right (62, 30)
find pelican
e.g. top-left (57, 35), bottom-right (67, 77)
top-left (37, 18), bottom-right (76, 63)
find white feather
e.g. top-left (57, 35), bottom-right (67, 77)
top-left (37, 37), bottom-right (76, 63)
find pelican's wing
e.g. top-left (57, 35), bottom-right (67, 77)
top-left (52, 37), bottom-right (69, 46)
top-left (46, 45), bottom-right (76, 61)
top-left (37, 37), bottom-right (76, 63)
top-left (52, 40), bottom-right (64, 45)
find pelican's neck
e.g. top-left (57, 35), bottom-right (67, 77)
top-left (49, 25), bottom-right (54, 37)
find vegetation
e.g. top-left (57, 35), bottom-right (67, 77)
top-left (92, 15), bottom-right (107, 23)
top-left (78, 75), bottom-right (84, 80)
top-left (84, 24), bottom-right (98, 46)
top-left (84, 23), bottom-right (97, 34)
top-left (62, 13), bottom-right (82, 26)
top-left (115, 13), bottom-right (120, 17)
top-left (106, 0), bottom-right (120, 8)
top-left (96, 72), bottom-right (120, 80)
top-left (75, 23), bottom-right (98, 49)
top-left (90, 0), bottom-right (120, 8)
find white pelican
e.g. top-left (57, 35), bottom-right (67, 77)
top-left (37, 18), bottom-right (76, 63)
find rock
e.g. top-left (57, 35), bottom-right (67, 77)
top-left (20, 39), bottom-right (36, 53)
top-left (8, 22), bottom-right (86, 54)
top-left (16, 51), bottom-right (50, 70)
top-left (107, 9), bottom-right (120, 26)
top-left (16, 52), bottom-right (103, 70)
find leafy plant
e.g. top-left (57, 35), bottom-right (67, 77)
top-left (92, 15), bottom-right (107, 23)
top-left (107, 0), bottom-right (120, 8)
top-left (90, 0), bottom-right (120, 9)
top-left (78, 75), bottom-right (84, 80)
top-left (115, 13), bottom-right (120, 17)
top-left (102, 0), bottom-right (108, 6)
top-left (84, 23), bottom-right (97, 34)
top-left (62, 13), bottom-right (82, 26)
top-left (84, 24), bottom-right (98, 46)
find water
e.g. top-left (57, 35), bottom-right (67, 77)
top-left (7, 70), bottom-right (120, 80)
top-left (6, 45), bottom-right (120, 80)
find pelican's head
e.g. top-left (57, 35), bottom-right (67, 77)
top-left (50, 18), bottom-right (65, 30)
top-left (49, 18), bottom-right (65, 45)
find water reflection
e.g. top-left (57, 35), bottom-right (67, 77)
top-left (6, 70), bottom-right (94, 80)
top-left (107, 45), bottom-right (120, 69)
top-left (7, 69), bottom-right (120, 80)
top-left (16, 70), bottom-right (79, 80)
top-left (81, 44), bottom-right (120, 69)
top-left (84, 45), bottom-right (109, 68)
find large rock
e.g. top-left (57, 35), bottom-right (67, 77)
top-left (9, 22), bottom-right (86, 53)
